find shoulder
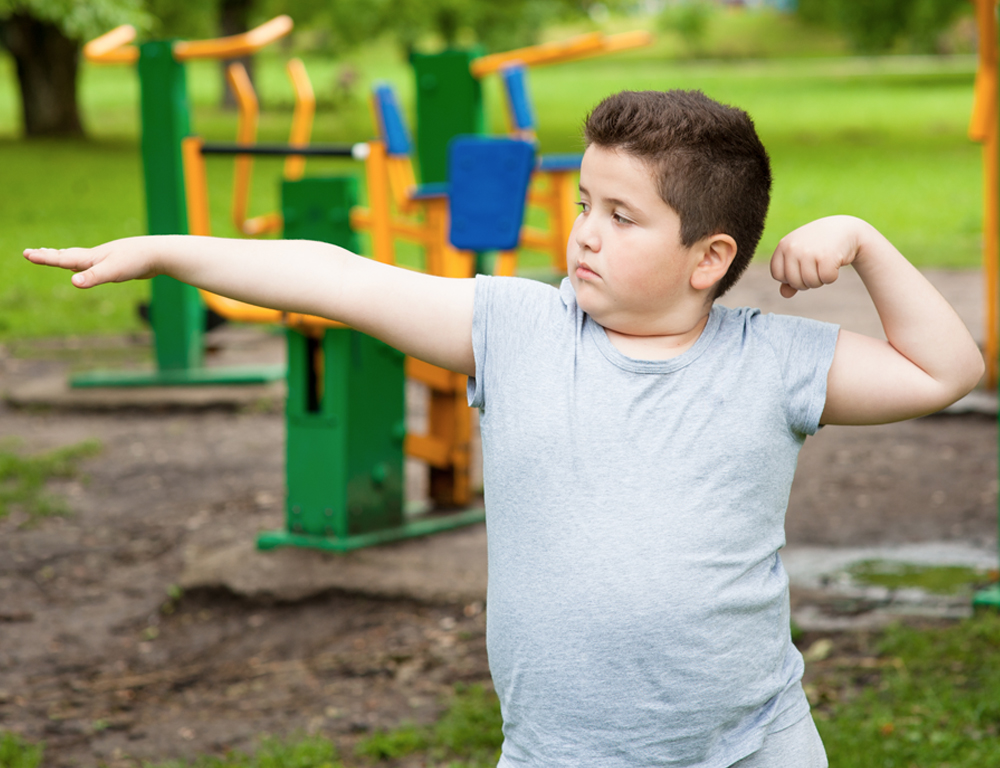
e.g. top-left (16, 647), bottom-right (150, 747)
top-left (474, 275), bottom-right (574, 320)
top-left (712, 304), bottom-right (838, 348)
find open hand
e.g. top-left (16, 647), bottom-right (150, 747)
top-left (23, 238), bottom-right (160, 289)
top-left (769, 215), bottom-right (868, 298)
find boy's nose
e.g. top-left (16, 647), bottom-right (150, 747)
top-left (574, 214), bottom-right (600, 252)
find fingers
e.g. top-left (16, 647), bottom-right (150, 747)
top-left (24, 247), bottom-right (95, 272)
top-left (24, 247), bottom-right (106, 288)
top-left (770, 237), bottom-right (843, 298)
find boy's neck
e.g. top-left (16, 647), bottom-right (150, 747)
top-left (603, 308), bottom-right (712, 361)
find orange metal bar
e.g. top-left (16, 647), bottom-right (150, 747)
top-left (971, 0), bottom-right (999, 387)
top-left (601, 29), bottom-right (655, 53)
top-left (355, 141), bottom-right (397, 263)
top-left (173, 15), bottom-right (293, 61)
top-left (471, 32), bottom-right (604, 77)
top-left (182, 136), bottom-right (212, 237)
top-left (284, 58), bottom-right (315, 181)
top-left (227, 62), bottom-right (259, 234)
top-left (83, 25), bottom-right (139, 64)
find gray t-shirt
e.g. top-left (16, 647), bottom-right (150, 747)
top-left (468, 276), bottom-right (840, 768)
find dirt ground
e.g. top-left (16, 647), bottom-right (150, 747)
top-left (1, 267), bottom-right (997, 766)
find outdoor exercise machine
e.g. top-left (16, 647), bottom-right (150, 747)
top-left (76, 18), bottom-right (643, 552)
top-left (406, 30), bottom-right (652, 276)
top-left (969, 0), bottom-right (1000, 609)
top-left (79, 17), bottom-right (299, 387)
top-left (180, 127), bottom-right (534, 552)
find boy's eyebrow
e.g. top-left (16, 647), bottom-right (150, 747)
top-left (578, 184), bottom-right (641, 215)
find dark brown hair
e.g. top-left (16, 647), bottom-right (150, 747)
top-left (583, 90), bottom-right (771, 298)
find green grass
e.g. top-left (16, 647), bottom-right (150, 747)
top-left (355, 684), bottom-right (502, 766)
top-left (0, 732), bottom-right (43, 768)
top-left (817, 612), bottom-right (1000, 768)
top-left (0, 13), bottom-right (984, 342)
top-left (0, 438), bottom-right (102, 521)
top-left (848, 560), bottom-right (991, 595)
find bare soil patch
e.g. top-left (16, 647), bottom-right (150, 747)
top-left (0, 324), bottom-right (996, 766)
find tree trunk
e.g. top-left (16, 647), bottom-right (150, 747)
top-left (219, 0), bottom-right (254, 109)
top-left (0, 13), bottom-right (83, 137)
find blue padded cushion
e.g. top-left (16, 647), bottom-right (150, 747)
top-left (373, 83), bottom-right (412, 157)
top-left (538, 153), bottom-right (583, 172)
top-left (501, 64), bottom-right (535, 133)
top-left (448, 136), bottom-right (536, 252)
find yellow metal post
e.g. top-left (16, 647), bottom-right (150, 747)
top-left (970, 0), bottom-right (999, 388)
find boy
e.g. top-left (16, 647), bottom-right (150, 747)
top-left (24, 90), bottom-right (983, 767)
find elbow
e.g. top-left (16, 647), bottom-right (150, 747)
top-left (941, 349), bottom-right (986, 407)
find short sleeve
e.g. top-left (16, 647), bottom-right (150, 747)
top-left (467, 275), bottom-right (566, 410)
top-left (754, 312), bottom-right (840, 436)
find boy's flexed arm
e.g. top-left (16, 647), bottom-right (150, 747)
top-left (770, 216), bottom-right (985, 425)
top-left (24, 236), bottom-right (476, 376)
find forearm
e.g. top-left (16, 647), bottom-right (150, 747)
top-left (850, 219), bottom-right (984, 398)
top-left (144, 235), bottom-right (357, 318)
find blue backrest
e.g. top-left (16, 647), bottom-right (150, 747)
top-left (500, 64), bottom-right (536, 133)
top-left (448, 136), bottom-right (536, 251)
top-left (372, 83), bottom-right (412, 157)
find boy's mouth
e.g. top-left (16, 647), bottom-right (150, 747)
top-left (575, 261), bottom-right (599, 280)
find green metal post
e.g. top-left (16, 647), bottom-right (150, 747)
top-left (257, 176), bottom-right (484, 552)
top-left (409, 48), bottom-right (485, 184)
top-left (139, 40), bottom-right (203, 372)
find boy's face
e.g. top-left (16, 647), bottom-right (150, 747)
top-left (567, 145), bottom-right (704, 336)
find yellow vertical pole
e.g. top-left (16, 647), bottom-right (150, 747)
top-left (363, 141), bottom-right (396, 265)
top-left (971, 0), bottom-right (999, 387)
top-left (284, 58), bottom-right (314, 181)
top-left (548, 171), bottom-right (577, 274)
top-left (181, 136), bottom-right (211, 237)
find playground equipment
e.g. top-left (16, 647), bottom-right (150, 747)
top-left (78, 19), bottom-right (646, 553)
top-left (181, 134), bottom-right (534, 551)
top-left (79, 17), bottom-right (299, 387)
top-left (969, 0), bottom-right (1000, 610)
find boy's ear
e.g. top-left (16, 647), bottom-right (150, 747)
top-left (690, 234), bottom-right (737, 292)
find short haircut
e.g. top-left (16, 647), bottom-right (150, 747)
top-left (583, 90), bottom-right (772, 298)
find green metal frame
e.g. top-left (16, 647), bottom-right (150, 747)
top-left (70, 39), bottom-right (282, 389)
top-left (256, 176), bottom-right (484, 553)
top-left (410, 48), bottom-right (485, 184)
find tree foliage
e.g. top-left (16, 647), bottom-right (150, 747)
top-left (0, 0), bottom-right (149, 39)
top-left (797, 0), bottom-right (969, 54)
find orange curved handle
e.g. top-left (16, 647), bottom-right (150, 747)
top-left (226, 62), bottom-right (262, 234)
top-left (284, 58), bottom-right (315, 181)
top-left (83, 24), bottom-right (139, 64)
top-left (174, 15), bottom-right (293, 61)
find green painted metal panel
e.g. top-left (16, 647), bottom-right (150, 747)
top-left (281, 175), bottom-right (404, 541)
top-left (281, 176), bottom-right (361, 251)
top-left (410, 48), bottom-right (485, 184)
top-left (284, 325), bottom-right (406, 538)
top-left (137, 40), bottom-right (204, 372)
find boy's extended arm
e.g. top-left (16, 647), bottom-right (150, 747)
top-left (770, 216), bottom-right (985, 425)
top-left (24, 236), bottom-right (476, 376)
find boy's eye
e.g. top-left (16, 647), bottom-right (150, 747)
top-left (575, 201), bottom-right (589, 213)
top-left (612, 212), bottom-right (633, 226)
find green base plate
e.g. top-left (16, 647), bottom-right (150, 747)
top-left (70, 365), bottom-right (286, 388)
top-left (973, 583), bottom-right (1000, 609)
top-left (256, 507), bottom-right (486, 553)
